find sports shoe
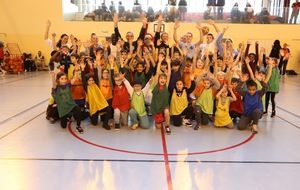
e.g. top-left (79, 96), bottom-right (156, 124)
top-left (103, 124), bottom-right (111, 130)
top-left (271, 110), bottom-right (276, 118)
top-left (182, 119), bottom-right (193, 127)
top-left (76, 126), bottom-right (84, 134)
top-left (194, 123), bottom-right (201, 130)
top-left (251, 124), bottom-right (258, 133)
top-left (49, 117), bottom-right (56, 124)
top-left (131, 124), bottom-right (139, 130)
top-left (115, 123), bottom-right (121, 131)
top-left (165, 125), bottom-right (171, 135)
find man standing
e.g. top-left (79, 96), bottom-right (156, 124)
top-left (289, 0), bottom-right (300, 24)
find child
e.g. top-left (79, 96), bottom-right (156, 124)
top-left (123, 77), bottom-right (151, 130)
top-left (130, 59), bottom-right (150, 88)
top-left (50, 72), bottom-right (83, 133)
top-left (70, 66), bottom-right (88, 120)
top-left (68, 53), bottom-right (80, 80)
top-left (46, 96), bottom-right (59, 124)
top-left (214, 84), bottom-right (237, 128)
top-left (265, 57), bottom-right (280, 117)
top-left (49, 50), bottom-right (62, 73)
top-left (168, 58), bottom-right (183, 92)
top-left (245, 56), bottom-right (272, 114)
top-left (81, 63), bottom-right (111, 130)
top-left (150, 58), bottom-right (172, 134)
top-left (228, 77), bottom-right (244, 121)
top-left (242, 41), bottom-right (259, 75)
top-left (236, 75), bottom-right (268, 133)
top-left (170, 76), bottom-right (195, 127)
top-left (112, 73), bottom-right (131, 130)
top-left (194, 70), bottom-right (221, 130)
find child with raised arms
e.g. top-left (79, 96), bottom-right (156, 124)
top-left (170, 75), bottom-right (196, 127)
top-left (214, 84), bottom-right (237, 129)
top-left (194, 68), bottom-right (221, 130)
top-left (236, 74), bottom-right (268, 133)
top-left (112, 73), bottom-right (131, 130)
top-left (150, 57), bottom-right (172, 134)
top-left (50, 71), bottom-right (83, 133)
top-left (80, 62), bottom-right (111, 130)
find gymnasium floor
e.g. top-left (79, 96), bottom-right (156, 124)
top-left (0, 71), bottom-right (300, 190)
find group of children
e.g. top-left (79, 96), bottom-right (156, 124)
top-left (45, 15), bottom-right (281, 135)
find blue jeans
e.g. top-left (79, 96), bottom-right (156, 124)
top-left (129, 109), bottom-right (149, 129)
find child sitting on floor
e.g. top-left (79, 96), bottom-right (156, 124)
top-left (236, 74), bottom-right (268, 133)
top-left (193, 68), bottom-right (221, 130)
top-left (214, 84), bottom-right (236, 129)
top-left (112, 73), bottom-right (131, 130)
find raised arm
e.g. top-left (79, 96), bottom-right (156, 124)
top-left (50, 71), bottom-right (57, 89)
top-left (154, 15), bottom-right (164, 48)
top-left (208, 19), bottom-right (220, 33)
top-left (44, 20), bottom-right (51, 40)
top-left (195, 22), bottom-right (203, 46)
top-left (236, 73), bottom-right (249, 97)
top-left (209, 72), bottom-right (221, 90)
top-left (255, 41), bottom-right (259, 63)
top-left (264, 64), bottom-right (272, 83)
top-left (216, 84), bottom-right (227, 99)
top-left (113, 13), bottom-right (122, 40)
top-left (166, 57), bottom-right (171, 87)
top-left (70, 34), bottom-right (77, 54)
top-left (259, 80), bottom-right (269, 97)
top-left (245, 56), bottom-right (255, 80)
top-left (80, 62), bottom-right (88, 92)
top-left (173, 21), bottom-right (181, 45)
top-left (137, 15), bottom-right (147, 41)
top-left (228, 85), bottom-right (237, 101)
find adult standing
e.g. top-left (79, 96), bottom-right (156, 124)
top-left (178, 0), bottom-right (188, 21)
top-left (173, 21), bottom-right (203, 59)
top-left (216, 0), bottom-right (225, 20)
top-left (230, 2), bottom-right (241, 23)
top-left (279, 43), bottom-right (291, 75)
top-left (118, 1), bottom-right (125, 19)
top-left (269, 40), bottom-right (281, 59)
top-left (289, 0), bottom-right (300, 24)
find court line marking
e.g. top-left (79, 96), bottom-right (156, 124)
top-left (68, 122), bottom-right (256, 156)
top-left (0, 99), bottom-right (48, 125)
top-left (1, 158), bottom-right (300, 165)
top-left (160, 127), bottom-right (173, 190)
top-left (276, 106), bottom-right (300, 119)
top-left (0, 72), bottom-right (47, 85)
top-left (0, 111), bottom-right (45, 140)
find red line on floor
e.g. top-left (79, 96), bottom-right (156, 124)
top-left (68, 122), bottom-right (255, 156)
top-left (160, 127), bottom-right (173, 190)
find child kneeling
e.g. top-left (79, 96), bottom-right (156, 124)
top-left (236, 76), bottom-right (268, 133)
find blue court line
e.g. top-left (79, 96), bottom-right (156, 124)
top-left (1, 158), bottom-right (300, 165)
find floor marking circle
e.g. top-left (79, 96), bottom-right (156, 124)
top-left (68, 123), bottom-right (255, 156)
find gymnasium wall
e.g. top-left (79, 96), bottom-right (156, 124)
top-left (1, 0), bottom-right (299, 72)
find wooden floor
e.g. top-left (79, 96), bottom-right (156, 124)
top-left (0, 71), bottom-right (300, 190)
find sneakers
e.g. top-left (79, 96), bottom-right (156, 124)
top-left (115, 123), bottom-right (121, 131)
top-left (251, 124), bottom-right (258, 133)
top-left (182, 119), bottom-right (193, 127)
top-left (271, 110), bottom-right (276, 118)
top-left (49, 117), bottom-right (56, 124)
top-left (165, 125), bottom-right (171, 135)
top-left (131, 124), bottom-right (139, 130)
top-left (103, 124), bottom-right (111, 130)
top-left (194, 123), bottom-right (201, 130)
top-left (76, 126), bottom-right (84, 134)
